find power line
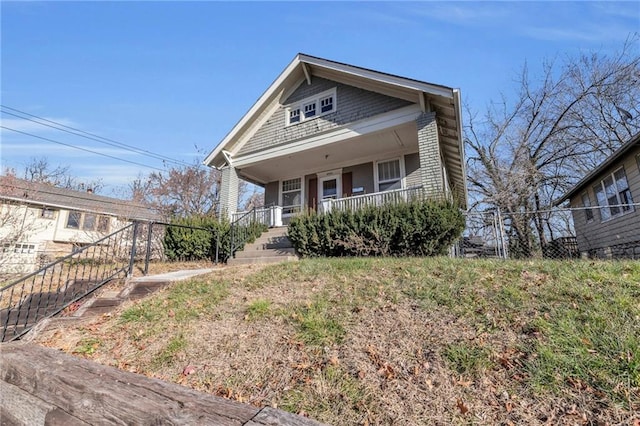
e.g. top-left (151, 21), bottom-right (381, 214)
top-left (1, 125), bottom-right (167, 172)
top-left (0, 105), bottom-right (198, 168)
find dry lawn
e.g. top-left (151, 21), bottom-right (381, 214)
top-left (33, 258), bottom-right (639, 425)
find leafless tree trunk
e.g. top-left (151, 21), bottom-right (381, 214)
top-left (465, 37), bottom-right (640, 255)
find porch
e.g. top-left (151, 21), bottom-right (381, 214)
top-left (232, 185), bottom-right (428, 228)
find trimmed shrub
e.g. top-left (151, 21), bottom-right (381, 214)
top-left (163, 216), bottom-right (266, 262)
top-left (288, 199), bottom-right (464, 257)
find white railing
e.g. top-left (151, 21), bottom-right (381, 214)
top-left (231, 206), bottom-right (283, 227)
top-left (319, 186), bottom-right (426, 214)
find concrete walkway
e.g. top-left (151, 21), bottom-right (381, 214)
top-left (129, 268), bottom-right (218, 283)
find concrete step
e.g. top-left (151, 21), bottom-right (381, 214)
top-left (227, 255), bottom-right (298, 265)
top-left (233, 247), bottom-right (296, 259)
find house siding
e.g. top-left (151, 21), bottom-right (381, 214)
top-left (220, 166), bottom-right (239, 216)
top-left (416, 112), bottom-right (443, 195)
top-left (237, 77), bottom-right (413, 156)
top-left (570, 145), bottom-right (640, 258)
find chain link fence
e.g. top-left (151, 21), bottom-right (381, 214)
top-left (454, 203), bottom-right (640, 260)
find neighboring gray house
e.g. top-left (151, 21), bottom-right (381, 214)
top-left (556, 132), bottom-right (640, 259)
top-left (0, 176), bottom-right (161, 273)
top-left (205, 54), bottom-right (467, 225)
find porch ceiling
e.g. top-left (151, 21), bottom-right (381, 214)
top-left (236, 123), bottom-right (419, 184)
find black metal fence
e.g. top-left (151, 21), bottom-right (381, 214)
top-left (0, 223), bottom-right (136, 342)
top-left (0, 221), bottom-right (224, 342)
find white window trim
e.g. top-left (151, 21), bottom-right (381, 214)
top-left (593, 166), bottom-right (634, 222)
top-left (279, 177), bottom-right (304, 218)
top-left (374, 157), bottom-right (406, 193)
top-left (285, 87), bottom-right (337, 127)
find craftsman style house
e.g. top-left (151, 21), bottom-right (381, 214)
top-left (0, 176), bottom-right (160, 274)
top-left (556, 132), bottom-right (640, 258)
top-left (205, 54), bottom-right (467, 225)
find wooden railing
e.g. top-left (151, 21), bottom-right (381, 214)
top-left (319, 186), bottom-right (426, 213)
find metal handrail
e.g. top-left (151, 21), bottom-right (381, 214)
top-left (0, 222), bottom-right (137, 342)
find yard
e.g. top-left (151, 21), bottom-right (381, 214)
top-left (34, 257), bottom-right (639, 425)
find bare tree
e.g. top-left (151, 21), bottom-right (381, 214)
top-left (13, 157), bottom-right (104, 193)
top-left (465, 37), bottom-right (640, 255)
top-left (127, 161), bottom-right (225, 218)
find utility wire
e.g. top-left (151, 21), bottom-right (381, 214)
top-left (1, 126), bottom-right (166, 172)
top-left (1, 105), bottom-right (198, 168)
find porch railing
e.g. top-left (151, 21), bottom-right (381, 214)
top-left (319, 186), bottom-right (426, 214)
top-left (231, 205), bottom-right (282, 228)
top-left (0, 223), bottom-right (137, 342)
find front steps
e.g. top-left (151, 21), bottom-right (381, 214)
top-left (228, 227), bottom-right (298, 265)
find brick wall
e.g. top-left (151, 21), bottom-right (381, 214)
top-left (416, 112), bottom-right (443, 195)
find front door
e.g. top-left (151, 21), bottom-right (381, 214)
top-left (320, 177), bottom-right (338, 201)
top-left (318, 173), bottom-right (341, 213)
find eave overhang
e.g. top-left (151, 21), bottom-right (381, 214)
top-left (554, 132), bottom-right (640, 206)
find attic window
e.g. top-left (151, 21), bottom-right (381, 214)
top-left (289, 108), bottom-right (300, 124)
top-left (285, 87), bottom-right (336, 126)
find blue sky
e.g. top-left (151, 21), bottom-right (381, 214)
top-left (1, 1), bottom-right (638, 194)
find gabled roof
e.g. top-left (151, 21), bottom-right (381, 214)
top-left (555, 131), bottom-right (640, 205)
top-left (0, 175), bottom-right (161, 222)
top-left (204, 54), bottom-right (465, 186)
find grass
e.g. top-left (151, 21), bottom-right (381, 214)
top-left (34, 257), bottom-right (640, 425)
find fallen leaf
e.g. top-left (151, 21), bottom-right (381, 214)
top-left (456, 398), bottom-right (469, 414)
top-left (182, 365), bottom-right (196, 376)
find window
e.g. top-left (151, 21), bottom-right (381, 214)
top-left (66, 211), bottom-right (111, 232)
top-left (281, 178), bottom-right (302, 216)
top-left (303, 102), bottom-right (316, 118)
top-left (83, 214), bottom-right (96, 231)
top-left (289, 108), bottom-right (300, 124)
top-left (285, 88), bottom-right (336, 126)
top-left (41, 208), bottom-right (56, 219)
top-left (376, 159), bottom-right (403, 192)
top-left (593, 167), bottom-right (634, 221)
top-left (1, 243), bottom-right (35, 255)
top-left (581, 193), bottom-right (594, 222)
top-left (320, 95), bottom-right (334, 113)
top-left (97, 216), bottom-right (110, 233)
top-left (67, 211), bottom-right (81, 229)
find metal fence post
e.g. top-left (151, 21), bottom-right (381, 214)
top-left (128, 221), bottom-right (140, 277)
top-left (144, 222), bottom-right (154, 276)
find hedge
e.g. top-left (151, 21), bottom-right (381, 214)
top-left (287, 199), bottom-right (465, 257)
top-left (163, 216), bottom-right (266, 262)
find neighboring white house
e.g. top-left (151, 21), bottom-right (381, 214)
top-left (0, 176), bottom-right (161, 274)
top-left (204, 53), bottom-right (467, 225)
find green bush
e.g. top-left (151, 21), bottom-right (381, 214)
top-left (288, 199), bottom-right (464, 257)
top-left (163, 216), bottom-right (266, 262)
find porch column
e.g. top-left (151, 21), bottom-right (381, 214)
top-left (416, 112), bottom-right (444, 196)
top-left (219, 165), bottom-right (239, 218)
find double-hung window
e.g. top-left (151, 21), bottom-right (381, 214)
top-left (281, 178), bottom-right (302, 216)
top-left (376, 159), bottom-right (403, 192)
top-left (581, 193), bottom-right (594, 222)
top-left (66, 211), bottom-right (111, 232)
top-left (592, 167), bottom-right (634, 221)
top-left (285, 88), bottom-right (336, 126)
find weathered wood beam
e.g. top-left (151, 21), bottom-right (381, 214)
top-left (0, 343), bottom-right (326, 426)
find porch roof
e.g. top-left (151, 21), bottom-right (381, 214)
top-left (204, 53), bottom-right (466, 204)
